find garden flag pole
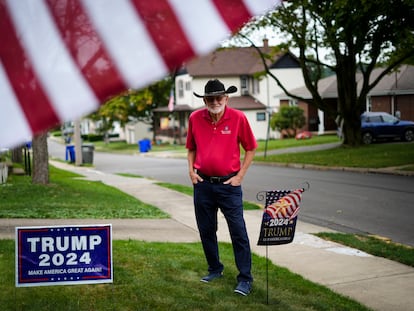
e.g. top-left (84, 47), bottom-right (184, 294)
top-left (0, 0), bottom-right (280, 149)
top-left (256, 182), bottom-right (310, 304)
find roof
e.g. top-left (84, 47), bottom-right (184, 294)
top-left (184, 47), bottom-right (296, 77)
top-left (369, 65), bottom-right (414, 95)
top-left (154, 96), bottom-right (265, 113)
top-left (277, 65), bottom-right (414, 99)
top-left (278, 74), bottom-right (338, 99)
top-left (228, 95), bottom-right (266, 110)
top-left (152, 104), bottom-right (193, 113)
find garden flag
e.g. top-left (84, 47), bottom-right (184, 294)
top-left (0, 0), bottom-right (280, 148)
top-left (257, 188), bottom-right (305, 246)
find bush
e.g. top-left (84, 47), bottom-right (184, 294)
top-left (270, 106), bottom-right (306, 138)
top-left (81, 133), bottom-right (120, 142)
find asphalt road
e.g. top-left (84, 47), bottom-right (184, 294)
top-left (48, 140), bottom-right (414, 247)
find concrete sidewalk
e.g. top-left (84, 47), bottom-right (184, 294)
top-left (3, 160), bottom-right (413, 311)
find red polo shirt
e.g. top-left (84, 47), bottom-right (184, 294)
top-left (186, 106), bottom-right (258, 176)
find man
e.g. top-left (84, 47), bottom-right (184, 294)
top-left (186, 79), bottom-right (257, 296)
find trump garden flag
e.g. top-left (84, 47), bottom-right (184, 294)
top-left (257, 188), bottom-right (305, 246)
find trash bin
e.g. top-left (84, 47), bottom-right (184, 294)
top-left (138, 139), bottom-right (151, 153)
top-left (65, 145), bottom-right (75, 163)
top-left (81, 144), bottom-right (94, 164)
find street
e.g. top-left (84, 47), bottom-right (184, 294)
top-left (48, 139), bottom-right (414, 247)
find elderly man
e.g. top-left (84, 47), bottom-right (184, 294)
top-left (186, 79), bottom-right (257, 296)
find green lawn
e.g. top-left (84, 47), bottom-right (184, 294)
top-left (0, 166), bottom-right (168, 219)
top-left (255, 134), bottom-right (340, 152)
top-left (0, 240), bottom-right (369, 311)
top-left (255, 141), bottom-right (414, 168)
top-left (315, 233), bottom-right (414, 267)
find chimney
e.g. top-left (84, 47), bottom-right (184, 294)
top-left (263, 37), bottom-right (269, 48)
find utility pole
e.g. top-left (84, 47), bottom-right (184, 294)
top-left (74, 119), bottom-right (82, 166)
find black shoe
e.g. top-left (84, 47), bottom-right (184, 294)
top-left (234, 281), bottom-right (252, 296)
top-left (200, 272), bottom-right (223, 283)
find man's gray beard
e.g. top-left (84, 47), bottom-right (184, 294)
top-left (207, 105), bottom-right (224, 115)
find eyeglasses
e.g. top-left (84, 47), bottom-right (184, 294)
top-left (204, 95), bottom-right (227, 103)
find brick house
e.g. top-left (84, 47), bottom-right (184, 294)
top-left (277, 64), bottom-right (414, 134)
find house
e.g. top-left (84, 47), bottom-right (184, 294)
top-left (153, 40), bottom-right (305, 142)
top-left (277, 65), bottom-right (414, 134)
top-left (367, 64), bottom-right (414, 120)
top-left (124, 121), bottom-right (152, 144)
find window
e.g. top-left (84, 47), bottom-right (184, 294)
top-left (256, 112), bottom-right (266, 121)
top-left (241, 76), bottom-right (248, 89)
top-left (289, 99), bottom-right (298, 107)
top-left (252, 79), bottom-right (260, 94)
top-left (185, 81), bottom-right (191, 91)
top-left (240, 76), bottom-right (249, 95)
top-left (178, 80), bottom-right (184, 98)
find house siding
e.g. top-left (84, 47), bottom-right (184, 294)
top-left (371, 94), bottom-right (414, 121)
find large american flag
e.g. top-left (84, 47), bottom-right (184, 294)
top-left (0, 0), bottom-right (279, 148)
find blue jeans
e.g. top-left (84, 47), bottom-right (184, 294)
top-left (194, 181), bottom-right (253, 282)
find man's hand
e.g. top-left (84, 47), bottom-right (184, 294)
top-left (189, 171), bottom-right (203, 184)
top-left (224, 174), bottom-right (242, 186)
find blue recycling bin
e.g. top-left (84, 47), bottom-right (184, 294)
top-left (138, 139), bottom-right (151, 153)
top-left (65, 145), bottom-right (75, 162)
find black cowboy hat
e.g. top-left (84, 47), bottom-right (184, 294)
top-left (193, 79), bottom-right (237, 98)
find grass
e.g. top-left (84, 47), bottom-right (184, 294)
top-left (156, 181), bottom-right (194, 196)
top-left (255, 134), bottom-right (340, 152)
top-left (255, 141), bottom-right (414, 168)
top-left (0, 240), bottom-right (370, 311)
top-left (0, 165), bottom-right (168, 219)
top-left (315, 233), bottom-right (414, 267)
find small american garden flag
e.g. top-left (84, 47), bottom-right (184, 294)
top-left (257, 188), bottom-right (305, 246)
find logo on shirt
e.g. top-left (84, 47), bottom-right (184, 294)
top-left (221, 125), bottom-right (231, 135)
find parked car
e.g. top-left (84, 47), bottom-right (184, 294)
top-left (295, 131), bottom-right (312, 140)
top-left (361, 112), bottom-right (414, 144)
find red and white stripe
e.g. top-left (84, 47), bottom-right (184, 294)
top-left (0, 0), bottom-right (279, 148)
top-left (265, 188), bottom-right (304, 220)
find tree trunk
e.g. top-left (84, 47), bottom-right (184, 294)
top-left (32, 133), bottom-right (49, 185)
top-left (336, 53), bottom-right (362, 147)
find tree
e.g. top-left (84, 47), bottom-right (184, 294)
top-left (89, 78), bottom-right (173, 142)
top-left (270, 106), bottom-right (306, 138)
top-left (245, 0), bottom-right (414, 146)
top-left (32, 132), bottom-right (49, 185)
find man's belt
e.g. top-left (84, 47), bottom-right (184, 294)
top-left (196, 171), bottom-right (238, 184)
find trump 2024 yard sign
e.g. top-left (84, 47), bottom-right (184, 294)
top-left (16, 224), bottom-right (112, 287)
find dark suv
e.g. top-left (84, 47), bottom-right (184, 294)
top-left (361, 112), bottom-right (414, 144)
